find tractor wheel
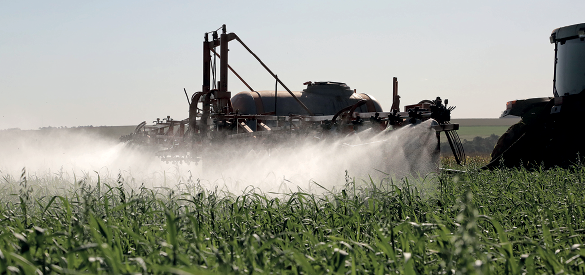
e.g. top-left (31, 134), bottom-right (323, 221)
top-left (486, 121), bottom-right (531, 169)
top-left (490, 122), bottom-right (526, 160)
top-left (487, 119), bottom-right (551, 169)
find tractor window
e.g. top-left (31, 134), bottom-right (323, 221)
top-left (556, 39), bottom-right (585, 95)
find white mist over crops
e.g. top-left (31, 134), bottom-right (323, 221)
top-left (0, 121), bottom-right (439, 196)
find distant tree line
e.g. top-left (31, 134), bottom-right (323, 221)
top-left (441, 134), bottom-right (500, 156)
top-left (38, 125), bottom-right (95, 130)
top-left (0, 128), bottom-right (21, 131)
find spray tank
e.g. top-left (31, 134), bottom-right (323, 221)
top-left (122, 25), bottom-right (466, 172)
top-left (487, 23), bottom-right (585, 169)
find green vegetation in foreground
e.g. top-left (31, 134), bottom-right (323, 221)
top-left (1, 161), bottom-right (585, 274)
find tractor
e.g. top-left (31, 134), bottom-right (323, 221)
top-left (487, 23), bottom-right (585, 169)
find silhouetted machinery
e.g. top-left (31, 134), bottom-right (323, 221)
top-left (122, 25), bottom-right (465, 167)
top-left (487, 23), bottom-right (585, 169)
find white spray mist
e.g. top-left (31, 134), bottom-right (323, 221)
top-left (0, 121), bottom-right (439, 196)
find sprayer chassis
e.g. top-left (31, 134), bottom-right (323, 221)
top-left (123, 25), bottom-right (465, 166)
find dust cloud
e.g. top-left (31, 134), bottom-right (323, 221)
top-left (0, 121), bottom-right (439, 196)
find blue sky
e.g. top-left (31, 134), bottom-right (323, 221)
top-left (1, 0), bottom-right (583, 129)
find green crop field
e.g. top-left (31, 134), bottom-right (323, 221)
top-left (453, 126), bottom-right (510, 142)
top-left (1, 157), bottom-right (585, 274)
top-left (438, 118), bottom-right (521, 156)
top-left (450, 118), bottom-right (519, 141)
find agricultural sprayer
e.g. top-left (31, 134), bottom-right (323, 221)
top-left (121, 25), bottom-right (465, 168)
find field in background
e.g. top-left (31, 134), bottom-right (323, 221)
top-left (108, 118), bottom-right (518, 141)
top-left (113, 118), bottom-right (520, 142)
top-left (2, 118), bottom-right (520, 142)
top-left (1, 125), bottom-right (136, 142)
top-left (451, 118), bottom-right (519, 141)
top-left (2, 118), bottom-right (518, 160)
top-left (441, 118), bottom-right (520, 157)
